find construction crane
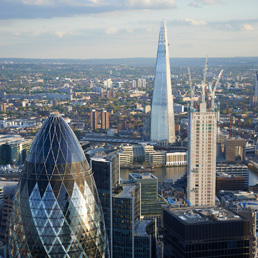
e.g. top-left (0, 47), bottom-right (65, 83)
top-left (226, 102), bottom-right (232, 137)
top-left (202, 56), bottom-right (209, 104)
top-left (209, 69), bottom-right (223, 109)
top-left (206, 86), bottom-right (210, 109)
top-left (187, 67), bottom-right (195, 109)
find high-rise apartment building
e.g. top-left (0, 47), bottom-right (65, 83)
top-left (0, 103), bottom-right (6, 112)
top-left (8, 114), bottom-right (109, 257)
top-left (91, 109), bottom-right (110, 130)
top-left (137, 78), bottom-right (142, 88)
top-left (90, 109), bottom-right (99, 130)
top-left (187, 101), bottom-right (217, 206)
top-left (101, 110), bottom-right (110, 130)
top-left (151, 21), bottom-right (175, 144)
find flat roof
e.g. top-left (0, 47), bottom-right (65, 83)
top-left (117, 185), bottom-right (137, 198)
top-left (167, 206), bottom-right (243, 224)
top-left (134, 220), bottom-right (152, 237)
top-left (91, 156), bottom-right (109, 163)
top-left (130, 172), bottom-right (157, 180)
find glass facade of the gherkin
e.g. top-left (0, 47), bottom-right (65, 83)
top-left (8, 114), bottom-right (109, 258)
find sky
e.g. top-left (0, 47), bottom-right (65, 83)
top-left (0, 0), bottom-right (258, 59)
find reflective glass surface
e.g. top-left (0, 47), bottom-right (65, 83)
top-left (151, 21), bottom-right (175, 143)
top-left (9, 115), bottom-right (109, 258)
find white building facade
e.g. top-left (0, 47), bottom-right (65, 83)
top-left (187, 102), bottom-right (217, 206)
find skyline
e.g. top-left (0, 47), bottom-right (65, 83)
top-left (0, 0), bottom-right (258, 59)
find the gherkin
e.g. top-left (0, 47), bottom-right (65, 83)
top-left (9, 114), bottom-right (109, 258)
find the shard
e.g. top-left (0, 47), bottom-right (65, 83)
top-left (151, 21), bottom-right (175, 143)
top-left (8, 114), bottom-right (109, 258)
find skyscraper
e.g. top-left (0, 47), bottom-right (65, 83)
top-left (187, 98), bottom-right (217, 206)
top-left (8, 114), bottom-right (109, 257)
top-left (151, 21), bottom-right (175, 143)
top-left (92, 153), bottom-right (120, 258)
top-left (255, 71), bottom-right (258, 98)
top-left (163, 207), bottom-right (251, 258)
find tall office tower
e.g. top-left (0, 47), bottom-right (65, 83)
top-left (91, 152), bottom-right (156, 258)
top-left (91, 109), bottom-right (99, 130)
top-left (151, 21), bottom-right (175, 144)
top-left (163, 207), bottom-right (251, 258)
top-left (129, 173), bottom-right (166, 216)
top-left (0, 184), bottom-right (17, 244)
top-left (92, 153), bottom-right (120, 258)
top-left (112, 184), bottom-right (141, 258)
top-left (101, 110), bottom-right (109, 130)
top-left (187, 101), bottom-right (217, 206)
top-left (8, 114), bottom-right (109, 257)
top-left (255, 72), bottom-right (258, 98)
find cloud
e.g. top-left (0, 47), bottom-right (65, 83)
top-left (188, 0), bottom-right (222, 8)
top-left (188, 2), bottom-right (200, 8)
top-left (21, 0), bottom-right (54, 6)
top-left (242, 24), bottom-right (254, 31)
top-left (209, 19), bottom-right (258, 32)
top-left (171, 18), bottom-right (207, 26)
top-left (105, 27), bottom-right (119, 35)
top-left (54, 31), bottom-right (68, 38)
top-left (0, 0), bottom-right (176, 20)
top-left (146, 27), bottom-right (154, 33)
top-left (126, 0), bottom-right (175, 8)
top-left (126, 27), bottom-right (134, 33)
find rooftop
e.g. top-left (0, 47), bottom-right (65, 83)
top-left (134, 220), bottom-right (152, 237)
top-left (130, 172), bottom-right (157, 180)
top-left (0, 134), bottom-right (30, 145)
top-left (116, 185), bottom-right (137, 198)
top-left (168, 206), bottom-right (243, 224)
top-left (91, 156), bottom-right (109, 163)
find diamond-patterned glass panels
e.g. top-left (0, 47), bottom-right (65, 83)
top-left (9, 115), bottom-right (109, 258)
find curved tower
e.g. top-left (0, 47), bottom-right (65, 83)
top-left (9, 114), bottom-right (109, 257)
top-left (151, 21), bottom-right (175, 143)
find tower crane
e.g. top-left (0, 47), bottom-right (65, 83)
top-left (209, 69), bottom-right (223, 109)
top-left (187, 67), bottom-right (195, 109)
top-left (202, 56), bottom-right (209, 104)
top-left (226, 102), bottom-right (232, 137)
